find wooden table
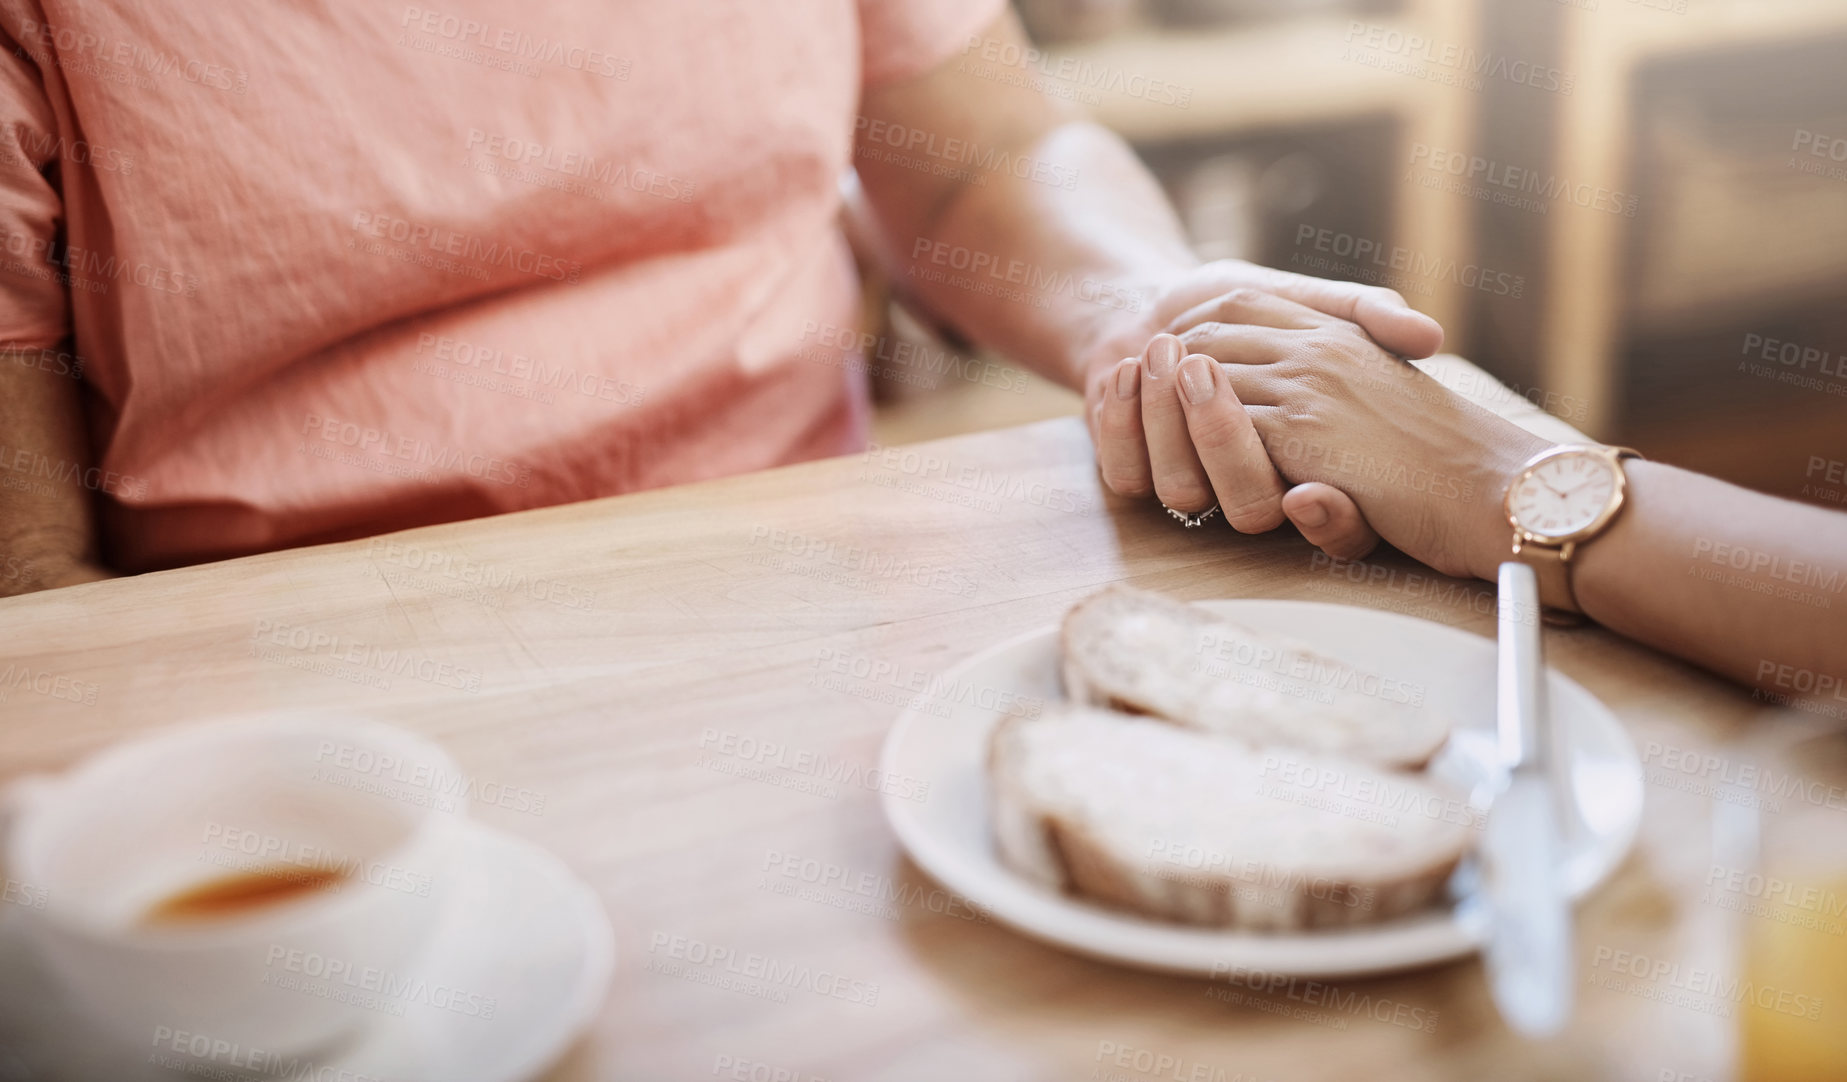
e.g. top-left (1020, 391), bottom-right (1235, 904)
top-left (0, 416), bottom-right (1774, 1082)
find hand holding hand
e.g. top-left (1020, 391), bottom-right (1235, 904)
top-left (1170, 299), bottom-right (1553, 579)
top-left (1085, 262), bottom-right (1442, 558)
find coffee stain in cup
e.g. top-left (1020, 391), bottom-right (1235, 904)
top-left (141, 865), bottom-right (349, 926)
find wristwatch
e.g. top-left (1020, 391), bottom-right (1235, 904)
top-left (1502, 444), bottom-right (1642, 619)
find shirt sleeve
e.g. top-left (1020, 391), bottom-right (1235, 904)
top-left (0, 25), bottom-right (67, 351)
top-left (857, 0), bottom-right (1008, 90)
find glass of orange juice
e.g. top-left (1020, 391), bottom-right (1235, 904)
top-left (1723, 723), bottom-right (1847, 1082)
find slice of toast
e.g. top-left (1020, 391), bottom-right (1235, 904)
top-left (1061, 586), bottom-right (1451, 770)
top-left (990, 707), bottom-right (1474, 929)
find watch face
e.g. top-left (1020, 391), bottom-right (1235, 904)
top-left (1508, 451), bottom-right (1618, 540)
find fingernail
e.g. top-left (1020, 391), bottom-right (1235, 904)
top-left (1178, 356), bottom-right (1215, 404)
top-left (1148, 334), bottom-right (1181, 379)
top-left (1114, 360), bottom-right (1138, 400)
top-left (1293, 501), bottom-right (1329, 528)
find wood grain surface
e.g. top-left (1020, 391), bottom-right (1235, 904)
top-left (0, 376), bottom-right (1777, 1082)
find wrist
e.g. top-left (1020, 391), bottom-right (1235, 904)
top-left (4, 524), bottom-right (94, 563)
top-left (1071, 268), bottom-right (1196, 391)
top-left (1, 556), bottom-right (107, 597)
top-left (1, 526), bottom-right (103, 592)
top-left (1463, 429), bottom-right (1554, 582)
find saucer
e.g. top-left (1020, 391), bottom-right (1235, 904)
top-left (0, 820), bottom-right (613, 1082)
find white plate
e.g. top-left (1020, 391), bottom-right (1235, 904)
top-left (879, 599), bottom-right (1643, 978)
top-left (0, 819), bottom-right (613, 1082)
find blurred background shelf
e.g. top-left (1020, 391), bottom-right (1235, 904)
top-left (1565, 0), bottom-right (1847, 61)
top-left (1538, 0), bottom-right (1847, 437)
top-left (1044, 15), bottom-right (1429, 141)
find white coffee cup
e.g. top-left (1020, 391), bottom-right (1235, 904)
top-left (2, 713), bottom-right (468, 1057)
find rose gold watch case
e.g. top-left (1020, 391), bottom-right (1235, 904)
top-left (1502, 444), bottom-right (1632, 547)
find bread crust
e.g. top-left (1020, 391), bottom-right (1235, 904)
top-left (989, 708), bottom-right (1470, 931)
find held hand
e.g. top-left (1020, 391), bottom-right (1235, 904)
top-left (1154, 260), bottom-right (1444, 362)
top-left (1087, 259), bottom-right (1440, 557)
top-left (1168, 301), bottom-right (1554, 580)
top-left (1091, 334), bottom-right (1383, 559)
top-left (1083, 260), bottom-right (1443, 425)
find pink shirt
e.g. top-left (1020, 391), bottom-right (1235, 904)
top-left (0, 0), bottom-right (999, 571)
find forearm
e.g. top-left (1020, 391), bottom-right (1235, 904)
top-left (855, 51), bottom-right (1197, 395)
top-left (1567, 462), bottom-right (1847, 698)
top-left (903, 121), bottom-right (1194, 390)
top-left (854, 9), bottom-right (1444, 401)
top-left (1183, 313), bottom-right (1846, 699)
top-left (0, 349), bottom-right (104, 596)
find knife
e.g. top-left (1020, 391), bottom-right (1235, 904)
top-left (1482, 561), bottom-right (1572, 1036)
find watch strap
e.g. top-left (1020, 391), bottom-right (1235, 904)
top-left (1512, 536), bottom-right (1580, 617)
